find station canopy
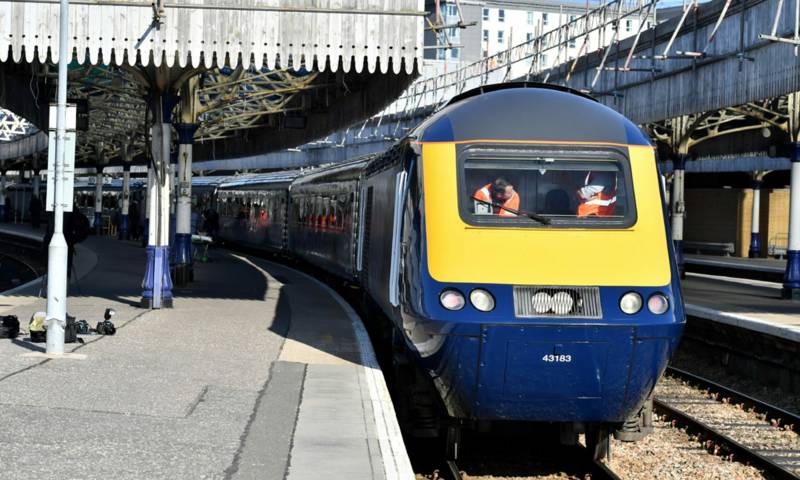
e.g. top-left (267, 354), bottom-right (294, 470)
top-left (0, 0), bottom-right (424, 169)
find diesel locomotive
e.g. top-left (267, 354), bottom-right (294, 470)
top-left (214, 83), bottom-right (685, 457)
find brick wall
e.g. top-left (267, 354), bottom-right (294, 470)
top-left (683, 188), bottom-right (789, 257)
top-left (764, 189), bottom-right (790, 256)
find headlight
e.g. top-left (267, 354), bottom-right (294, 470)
top-left (551, 291), bottom-right (574, 315)
top-left (470, 289), bottom-right (495, 312)
top-left (647, 293), bottom-right (670, 314)
top-left (532, 292), bottom-right (553, 314)
top-left (619, 292), bottom-right (643, 315)
top-left (440, 289), bottom-right (465, 311)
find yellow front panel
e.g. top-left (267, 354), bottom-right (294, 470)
top-left (422, 143), bottom-right (671, 287)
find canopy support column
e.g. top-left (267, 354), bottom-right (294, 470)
top-left (671, 154), bottom-right (687, 278)
top-left (94, 169), bottom-right (103, 235)
top-left (141, 93), bottom-right (177, 309)
top-left (0, 170), bottom-right (6, 223)
top-left (174, 123), bottom-right (198, 286)
top-left (749, 175), bottom-right (763, 258)
top-left (783, 144), bottom-right (800, 299)
top-left (120, 164), bottom-right (131, 240)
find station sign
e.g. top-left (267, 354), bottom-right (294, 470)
top-left (45, 104), bottom-right (77, 212)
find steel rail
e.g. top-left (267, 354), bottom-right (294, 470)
top-left (666, 366), bottom-right (800, 433)
top-left (445, 447), bottom-right (622, 480)
top-left (653, 398), bottom-right (799, 480)
top-left (589, 457), bottom-right (623, 480)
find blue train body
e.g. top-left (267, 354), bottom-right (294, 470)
top-left (213, 83), bottom-right (685, 445)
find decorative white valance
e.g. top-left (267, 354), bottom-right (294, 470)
top-left (0, 0), bottom-right (423, 73)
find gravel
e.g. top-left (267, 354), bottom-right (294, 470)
top-left (670, 348), bottom-right (800, 415)
top-left (606, 412), bottom-right (767, 480)
top-left (653, 374), bottom-right (800, 475)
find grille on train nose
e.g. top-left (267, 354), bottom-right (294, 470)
top-left (513, 286), bottom-right (602, 319)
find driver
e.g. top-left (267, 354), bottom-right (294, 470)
top-left (473, 178), bottom-right (520, 217)
top-left (577, 171), bottom-right (617, 217)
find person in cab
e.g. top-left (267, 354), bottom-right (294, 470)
top-left (576, 171), bottom-right (617, 217)
top-left (473, 178), bottom-right (520, 217)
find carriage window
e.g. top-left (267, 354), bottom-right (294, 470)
top-left (460, 153), bottom-right (635, 228)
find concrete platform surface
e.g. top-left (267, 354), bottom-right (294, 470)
top-left (685, 253), bottom-right (786, 273)
top-left (0, 232), bottom-right (412, 479)
top-left (683, 273), bottom-right (800, 342)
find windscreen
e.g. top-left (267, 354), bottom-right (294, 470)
top-left (460, 148), bottom-right (635, 227)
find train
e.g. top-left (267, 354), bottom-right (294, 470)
top-left (212, 83), bottom-right (685, 458)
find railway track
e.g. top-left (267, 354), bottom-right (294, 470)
top-left (656, 366), bottom-right (800, 479)
top-left (440, 444), bottom-right (622, 480)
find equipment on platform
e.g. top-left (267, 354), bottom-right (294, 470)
top-left (75, 319), bottom-right (90, 335)
top-left (0, 315), bottom-right (19, 339)
top-left (63, 315), bottom-right (78, 344)
top-left (28, 311), bottom-right (87, 343)
top-left (95, 308), bottom-right (116, 335)
top-left (28, 312), bottom-right (47, 343)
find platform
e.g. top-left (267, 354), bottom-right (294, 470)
top-left (683, 272), bottom-right (800, 342)
top-left (685, 253), bottom-right (786, 281)
top-left (0, 230), bottom-right (412, 479)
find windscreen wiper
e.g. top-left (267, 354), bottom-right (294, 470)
top-left (471, 196), bottom-right (551, 225)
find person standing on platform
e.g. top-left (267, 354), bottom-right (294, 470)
top-left (29, 195), bottom-right (42, 229)
top-left (4, 194), bottom-right (12, 222)
top-left (129, 199), bottom-right (140, 241)
top-left (204, 207), bottom-right (220, 243)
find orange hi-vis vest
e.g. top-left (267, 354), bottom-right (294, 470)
top-left (474, 184), bottom-right (520, 217)
top-left (577, 172), bottom-right (617, 217)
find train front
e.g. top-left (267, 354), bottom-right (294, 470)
top-left (401, 84), bottom-right (684, 434)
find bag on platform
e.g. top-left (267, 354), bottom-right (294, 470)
top-left (0, 315), bottom-right (19, 339)
top-left (64, 315), bottom-right (78, 344)
top-left (28, 312), bottom-right (80, 343)
top-left (29, 312), bottom-right (46, 343)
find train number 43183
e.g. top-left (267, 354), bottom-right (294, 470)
top-left (542, 354), bottom-right (572, 363)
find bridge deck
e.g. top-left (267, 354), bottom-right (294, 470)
top-left (0, 227), bottom-right (410, 479)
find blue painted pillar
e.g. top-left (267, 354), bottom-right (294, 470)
top-left (748, 177), bottom-right (762, 258)
top-left (94, 169), bottom-right (103, 235)
top-left (119, 163), bottom-right (131, 240)
top-left (141, 93), bottom-right (178, 309)
top-left (141, 169), bottom-right (151, 248)
top-left (168, 150), bottom-right (177, 266)
top-left (783, 143), bottom-right (800, 300)
top-left (0, 170), bottom-right (6, 223)
top-left (671, 154), bottom-right (687, 278)
top-left (173, 123), bottom-right (198, 286)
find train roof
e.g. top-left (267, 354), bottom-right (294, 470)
top-left (290, 155), bottom-right (376, 186)
top-left (217, 171), bottom-right (301, 189)
top-left (411, 82), bottom-right (650, 147)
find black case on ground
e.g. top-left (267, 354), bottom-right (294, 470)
top-left (29, 315), bottom-right (78, 343)
top-left (0, 315), bottom-right (19, 339)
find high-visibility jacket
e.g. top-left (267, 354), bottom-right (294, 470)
top-left (474, 184), bottom-right (520, 217)
top-left (577, 172), bottom-right (617, 217)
